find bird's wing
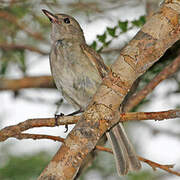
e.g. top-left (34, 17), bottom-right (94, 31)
top-left (80, 44), bottom-right (109, 79)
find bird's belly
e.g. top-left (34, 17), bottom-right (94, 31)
top-left (50, 49), bottom-right (101, 109)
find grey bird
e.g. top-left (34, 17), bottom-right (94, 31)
top-left (42, 9), bottom-right (141, 176)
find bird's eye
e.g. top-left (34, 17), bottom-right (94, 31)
top-left (64, 18), bottom-right (70, 24)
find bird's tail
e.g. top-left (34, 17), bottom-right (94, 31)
top-left (106, 123), bottom-right (141, 175)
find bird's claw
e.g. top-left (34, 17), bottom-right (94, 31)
top-left (54, 113), bottom-right (68, 133)
top-left (54, 113), bottom-right (64, 126)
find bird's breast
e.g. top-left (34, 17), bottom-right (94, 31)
top-left (50, 42), bottom-right (102, 109)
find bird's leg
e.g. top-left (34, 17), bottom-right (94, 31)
top-left (54, 109), bottom-right (83, 132)
top-left (55, 113), bottom-right (64, 126)
top-left (65, 109), bottom-right (83, 132)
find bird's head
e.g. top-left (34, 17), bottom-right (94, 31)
top-left (42, 9), bottom-right (85, 43)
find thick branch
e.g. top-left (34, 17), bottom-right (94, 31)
top-left (0, 76), bottom-right (55, 91)
top-left (124, 54), bottom-right (180, 112)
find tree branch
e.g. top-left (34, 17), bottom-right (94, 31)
top-left (0, 76), bottom-right (55, 91)
top-left (124, 54), bottom-right (180, 112)
top-left (138, 156), bottom-right (180, 176)
top-left (14, 133), bottom-right (65, 143)
top-left (0, 116), bottom-right (79, 142)
top-left (96, 146), bottom-right (180, 177)
top-left (0, 43), bottom-right (49, 55)
top-left (120, 109), bottom-right (180, 122)
top-left (1, 109), bottom-right (179, 142)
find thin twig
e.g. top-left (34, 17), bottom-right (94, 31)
top-left (14, 133), bottom-right (65, 143)
top-left (120, 109), bottom-right (180, 122)
top-left (138, 156), bottom-right (180, 176)
top-left (96, 146), bottom-right (180, 177)
top-left (95, 145), bottom-right (113, 153)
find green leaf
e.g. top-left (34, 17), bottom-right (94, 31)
top-left (107, 27), bottom-right (117, 37)
top-left (15, 50), bottom-right (26, 74)
top-left (140, 16), bottom-right (146, 24)
top-left (90, 41), bottom-right (97, 50)
top-left (104, 40), bottom-right (112, 47)
top-left (132, 16), bottom-right (146, 27)
top-left (0, 60), bottom-right (9, 75)
top-left (97, 32), bottom-right (106, 43)
top-left (118, 20), bottom-right (128, 32)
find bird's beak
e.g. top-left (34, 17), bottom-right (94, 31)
top-left (42, 9), bottom-right (58, 23)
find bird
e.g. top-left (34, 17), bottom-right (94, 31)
top-left (42, 9), bottom-right (141, 176)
